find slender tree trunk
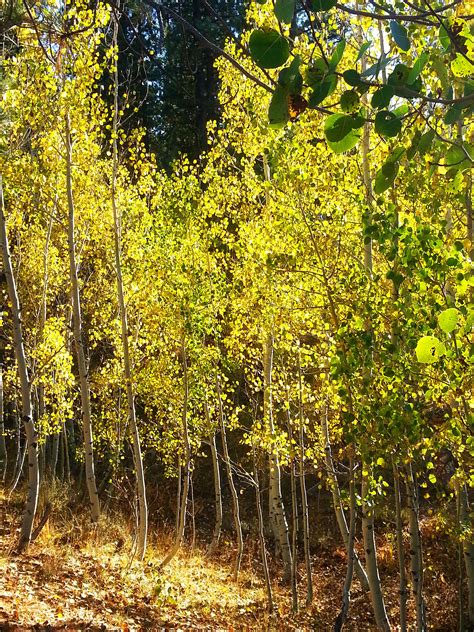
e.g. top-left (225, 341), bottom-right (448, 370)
top-left (9, 440), bottom-right (26, 493)
top-left (393, 462), bottom-right (408, 632)
top-left (175, 460), bottom-right (182, 535)
top-left (62, 422), bottom-right (70, 483)
top-left (264, 333), bottom-right (292, 581)
top-left (321, 403), bottom-right (369, 592)
top-left (286, 392), bottom-right (298, 612)
top-left (0, 361), bottom-right (6, 482)
top-left (405, 464), bottom-right (426, 631)
top-left (253, 445), bottom-right (274, 613)
top-left (459, 484), bottom-right (474, 629)
top-left (296, 344), bottom-right (313, 604)
top-left (110, 15), bottom-right (148, 559)
top-left (216, 373), bottom-right (243, 580)
top-left (206, 399), bottom-right (222, 555)
top-left (160, 339), bottom-right (190, 568)
top-left (38, 202), bottom-right (54, 478)
top-left (334, 455), bottom-right (356, 632)
top-left (361, 473), bottom-right (391, 631)
top-left (0, 176), bottom-right (39, 550)
top-left (50, 431), bottom-right (59, 479)
top-left (65, 115), bottom-right (100, 522)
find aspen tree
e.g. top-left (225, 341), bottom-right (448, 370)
top-left (0, 177), bottom-right (39, 549)
top-left (110, 11), bottom-right (148, 560)
top-left (65, 115), bottom-right (100, 522)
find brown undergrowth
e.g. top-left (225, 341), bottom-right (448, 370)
top-left (0, 486), bottom-right (460, 631)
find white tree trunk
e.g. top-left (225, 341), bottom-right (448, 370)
top-left (405, 464), bottom-right (426, 631)
top-left (264, 333), bottom-right (292, 581)
top-left (110, 17), bottom-right (148, 559)
top-left (160, 339), bottom-right (190, 568)
top-left (393, 462), bottom-right (408, 632)
top-left (205, 398), bottom-right (222, 555)
top-left (65, 116), bottom-right (100, 522)
top-left (321, 403), bottom-right (369, 592)
top-left (216, 373), bottom-right (243, 580)
top-left (0, 361), bottom-right (6, 481)
top-left (361, 473), bottom-right (391, 631)
top-left (0, 176), bottom-right (39, 550)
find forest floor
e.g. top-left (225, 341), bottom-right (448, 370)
top-left (0, 488), bottom-right (460, 631)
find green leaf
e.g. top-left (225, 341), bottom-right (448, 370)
top-left (329, 40), bottom-right (346, 70)
top-left (388, 63), bottom-right (410, 86)
top-left (343, 69), bottom-right (362, 86)
top-left (361, 55), bottom-right (394, 78)
top-left (438, 22), bottom-right (451, 51)
top-left (418, 129), bottom-right (435, 153)
top-left (324, 114), bottom-right (361, 153)
top-left (356, 41), bottom-right (372, 62)
top-left (311, 0), bottom-right (336, 11)
top-left (374, 161), bottom-right (399, 194)
top-left (268, 85), bottom-right (289, 128)
top-left (371, 86), bottom-right (394, 110)
top-left (324, 114), bottom-right (355, 142)
top-left (445, 143), bottom-right (473, 171)
top-left (305, 58), bottom-right (329, 86)
top-left (340, 90), bottom-right (360, 112)
top-left (392, 103), bottom-right (409, 117)
top-left (278, 56), bottom-right (302, 92)
top-left (407, 52), bottom-right (428, 83)
top-left (390, 20), bottom-right (410, 51)
top-left (308, 75), bottom-right (337, 107)
top-left (444, 107), bottom-right (462, 125)
top-left (375, 110), bottom-right (402, 137)
top-left (274, 0), bottom-right (295, 24)
top-left (438, 308), bottom-right (460, 333)
top-left (249, 29), bottom-right (290, 69)
top-left (415, 336), bottom-right (443, 363)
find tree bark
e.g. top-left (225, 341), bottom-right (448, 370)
top-left (393, 462), bottom-right (408, 632)
top-left (405, 464), bottom-right (426, 631)
top-left (65, 115), bottom-right (100, 522)
top-left (160, 338), bottom-right (190, 568)
top-left (216, 373), bottom-right (243, 580)
top-left (206, 398), bottom-right (222, 555)
top-left (0, 361), bottom-right (6, 482)
top-left (110, 15), bottom-right (148, 559)
top-left (264, 333), bottom-right (292, 581)
top-left (361, 473), bottom-right (391, 631)
top-left (0, 176), bottom-right (39, 550)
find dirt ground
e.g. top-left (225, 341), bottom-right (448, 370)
top-left (0, 491), bottom-right (461, 631)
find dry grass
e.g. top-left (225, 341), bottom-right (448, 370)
top-left (0, 487), bottom-right (461, 631)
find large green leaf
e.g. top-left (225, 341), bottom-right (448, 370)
top-left (356, 41), bottom-right (372, 62)
top-left (324, 114), bottom-right (355, 142)
top-left (371, 86), bottom-right (394, 110)
top-left (308, 75), bottom-right (337, 107)
top-left (268, 85), bottom-right (289, 128)
top-left (415, 336), bottom-right (444, 363)
top-left (374, 160), bottom-right (399, 194)
top-left (278, 56), bottom-right (302, 92)
top-left (407, 52), bottom-right (428, 83)
top-left (375, 110), bottom-right (402, 137)
top-left (324, 114), bottom-right (361, 153)
top-left (438, 308), bottom-right (460, 333)
top-left (329, 40), bottom-right (346, 70)
top-left (361, 54), bottom-right (394, 78)
top-left (274, 0), bottom-right (295, 24)
top-left (438, 22), bottom-right (451, 51)
top-left (311, 0), bottom-right (336, 11)
top-left (343, 69), bottom-right (362, 87)
top-left (390, 20), bottom-right (410, 51)
top-left (249, 29), bottom-right (290, 69)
